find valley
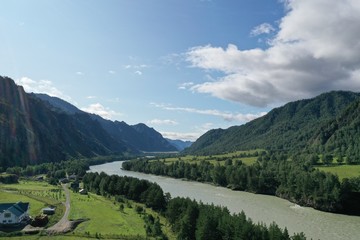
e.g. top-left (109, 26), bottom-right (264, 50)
top-left (89, 161), bottom-right (360, 240)
top-left (1, 77), bottom-right (360, 240)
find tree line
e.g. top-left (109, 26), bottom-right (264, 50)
top-left (122, 153), bottom-right (360, 214)
top-left (82, 171), bottom-right (307, 240)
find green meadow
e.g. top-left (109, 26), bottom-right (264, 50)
top-left (155, 150), bottom-right (260, 166)
top-left (0, 180), bottom-right (65, 227)
top-left (69, 192), bottom-right (146, 238)
top-left (0, 179), bottom-right (175, 239)
top-left (317, 164), bottom-right (360, 180)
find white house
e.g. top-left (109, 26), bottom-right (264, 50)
top-left (0, 202), bottom-right (30, 225)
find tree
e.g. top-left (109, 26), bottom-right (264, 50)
top-left (119, 203), bottom-right (124, 212)
top-left (322, 154), bottom-right (333, 165)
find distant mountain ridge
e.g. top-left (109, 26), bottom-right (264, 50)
top-left (34, 93), bottom-right (177, 152)
top-left (166, 139), bottom-right (193, 151)
top-left (185, 91), bottom-right (360, 156)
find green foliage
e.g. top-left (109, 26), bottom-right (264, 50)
top-left (185, 91), bottom-right (360, 156)
top-left (123, 152), bottom-right (357, 213)
top-left (166, 197), bottom-right (303, 240)
top-left (0, 173), bottom-right (18, 183)
top-left (83, 172), bottom-right (167, 211)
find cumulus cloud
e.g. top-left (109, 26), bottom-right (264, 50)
top-left (250, 23), bottom-right (275, 36)
top-left (152, 103), bottom-right (266, 122)
top-left (148, 119), bottom-right (178, 125)
top-left (15, 77), bottom-right (73, 102)
top-left (81, 103), bottom-right (122, 120)
top-left (186, 0), bottom-right (360, 107)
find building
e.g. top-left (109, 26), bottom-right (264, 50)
top-left (79, 189), bottom-right (88, 195)
top-left (0, 202), bottom-right (30, 225)
top-left (42, 207), bottom-right (55, 215)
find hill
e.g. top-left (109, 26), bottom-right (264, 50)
top-left (309, 99), bottom-right (360, 161)
top-left (185, 91), bottom-right (360, 155)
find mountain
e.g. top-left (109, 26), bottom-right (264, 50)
top-left (166, 139), bottom-right (193, 151)
top-left (35, 93), bottom-right (82, 114)
top-left (34, 93), bottom-right (176, 152)
top-left (131, 123), bottom-right (177, 152)
top-left (185, 91), bottom-right (360, 155)
top-left (309, 99), bottom-right (360, 161)
top-left (0, 76), bottom-right (132, 168)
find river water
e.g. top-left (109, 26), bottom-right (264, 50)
top-left (89, 161), bottom-right (360, 240)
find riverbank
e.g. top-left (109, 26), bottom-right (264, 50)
top-left (89, 161), bottom-right (360, 240)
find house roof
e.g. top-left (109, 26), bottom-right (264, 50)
top-left (0, 202), bottom-right (29, 217)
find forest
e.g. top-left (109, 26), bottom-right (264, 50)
top-left (82, 171), bottom-right (307, 240)
top-left (122, 152), bottom-right (360, 215)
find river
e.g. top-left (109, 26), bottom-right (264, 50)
top-left (89, 161), bottom-right (360, 240)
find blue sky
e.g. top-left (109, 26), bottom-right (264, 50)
top-left (1, 0), bottom-right (360, 141)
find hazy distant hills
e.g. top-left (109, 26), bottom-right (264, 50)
top-left (0, 76), bottom-right (177, 168)
top-left (185, 91), bottom-right (360, 156)
top-left (166, 139), bottom-right (193, 151)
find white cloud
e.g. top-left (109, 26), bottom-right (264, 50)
top-left (123, 64), bottom-right (148, 69)
top-left (81, 103), bottom-right (122, 120)
top-left (87, 96), bottom-right (97, 99)
top-left (161, 123), bottom-right (216, 141)
top-left (108, 70), bottom-right (116, 74)
top-left (15, 77), bottom-right (72, 102)
top-left (178, 82), bottom-right (194, 90)
top-left (186, 0), bottom-right (360, 107)
top-left (250, 23), bottom-right (275, 36)
top-left (152, 103), bottom-right (266, 122)
top-left (76, 71), bottom-right (84, 75)
top-left (148, 119), bottom-right (178, 125)
top-left (134, 70), bottom-right (143, 75)
top-left (160, 131), bottom-right (200, 142)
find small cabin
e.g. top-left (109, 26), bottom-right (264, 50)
top-left (42, 207), bottom-right (55, 215)
top-left (79, 189), bottom-right (88, 195)
top-left (0, 202), bottom-right (30, 225)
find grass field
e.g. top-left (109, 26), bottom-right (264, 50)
top-left (317, 164), bottom-right (360, 180)
top-left (69, 191), bottom-right (176, 239)
top-left (155, 150), bottom-right (261, 166)
top-left (0, 180), bottom-right (65, 228)
top-left (69, 192), bottom-right (146, 238)
top-left (1, 179), bottom-right (175, 239)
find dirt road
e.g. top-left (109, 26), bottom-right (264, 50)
top-left (46, 183), bottom-right (72, 234)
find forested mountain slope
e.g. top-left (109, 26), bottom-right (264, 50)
top-left (0, 76), bottom-right (132, 168)
top-left (185, 91), bottom-right (360, 155)
top-left (309, 99), bottom-right (360, 160)
top-left (35, 93), bottom-right (177, 152)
